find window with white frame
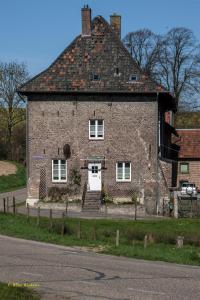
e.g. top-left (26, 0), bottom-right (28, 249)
top-left (89, 119), bottom-right (104, 139)
top-left (116, 162), bottom-right (131, 181)
top-left (52, 159), bottom-right (67, 182)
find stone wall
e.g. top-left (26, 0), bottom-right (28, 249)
top-left (27, 94), bottom-right (160, 213)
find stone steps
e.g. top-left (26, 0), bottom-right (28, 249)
top-left (82, 191), bottom-right (102, 212)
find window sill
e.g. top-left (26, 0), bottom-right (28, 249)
top-left (89, 138), bottom-right (104, 140)
top-left (116, 179), bottom-right (131, 182)
top-left (52, 180), bottom-right (67, 183)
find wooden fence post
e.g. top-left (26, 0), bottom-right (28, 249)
top-left (27, 203), bottom-right (30, 221)
top-left (77, 221), bottom-right (81, 239)
top-left (3, 198), bottom-right (6, 214)
top-left (37, 207), bottom-right (40, 226)
top-left (116, 230), bottom-right (119, 247)
top-left (49, 209), bottom-right (53, 229)
top-left (144, 235), bottom-right (148, 249)
top-left (65, 202), bottom-right (68, 215)
top-left (61, 212), bottom-right (65, 235)
top-left (6, 197), bottom-right (9, 212)
top-left (13, 197), bottom-right (16, 215)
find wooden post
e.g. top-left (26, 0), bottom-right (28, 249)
top-left (93, 224), bottom-right (97, 241)
top-left (77, 221), bottom-right (81, 239)
top-left (49, 209), bottom-right (53, 229)
top-left (144, 235), bottom-right (148, 249)
top-left (27, 203), bottom-right (30, 221)
top-left (37, 207), bottom-right (40, 226)
top-left (134, 200), bottom-right (137, 221)
top-left (116, 230), bottom-right (119, 247)
top-left (176, 236), bottom-right (184, 248)
top-left (3, 198), bottom-right (6, 213)
top-left (13, 197), bottom-right (16, 215)
top-left (65, 202), bottom-right (68, 215)
top-left (6, 197), bottom-right (9, 212)
top-left (61, 212), bottom-right (65, 236)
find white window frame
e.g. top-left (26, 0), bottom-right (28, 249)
top-left (116, 162), bottom-right (131, 182)
top-left (89, 119), bottom-right (104, 140)
top-left (52, 159), bottom-right (67, 183)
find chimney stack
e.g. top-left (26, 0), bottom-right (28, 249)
top-left (81, 5), bottom-right (91, 36)
top-left (110, 13), bottom-right (121, 39)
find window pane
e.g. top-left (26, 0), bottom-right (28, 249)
top-left (180, 164), bottom-right (188, 173)
top-left (117, 162), bottom-right (123, 179)
top-left (90, 120), bottom-right (96, 137)
top-left (125, 163), bottom-right (130, 179)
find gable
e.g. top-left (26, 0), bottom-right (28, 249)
top-left (19, 16), bottom-right (165, 94)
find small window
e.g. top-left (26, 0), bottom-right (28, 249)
top-left (89, 119), bottom-right (104, 139)
top-left (129, 74), bottom-right (138, 82)
top-left (90, 74), bottom-right (101, 81)
top-left (52, 159), bottom-right (67, 182)
top-left (180, 163), bottom-right (189, 174)
top-left (116, 162), bottom-right (131, 182)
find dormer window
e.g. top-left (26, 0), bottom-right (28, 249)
top-left (129, 74), bottom-right (138, 82)
top-left (114, 67), bottom-right (121, 77)
top-left (90, 74), bottom-right (101, 81)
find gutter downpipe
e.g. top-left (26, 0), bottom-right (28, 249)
top-left (156, 92), bottom-right (160, 215)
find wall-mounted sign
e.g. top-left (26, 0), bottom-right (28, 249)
top-left (32, 155), bottom-right (44, 160)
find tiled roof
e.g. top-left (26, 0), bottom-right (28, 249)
top-left (175, 129), bottom-right (200, 158)
top-left (19, 16), bottom-right (165, 94)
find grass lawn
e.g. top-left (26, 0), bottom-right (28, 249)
top-left (0, 162), bottom-right (26, 193)
top-left (0, 282), bottom-right (40, 300)
top-left (0, 212), bottom-right (200, 266)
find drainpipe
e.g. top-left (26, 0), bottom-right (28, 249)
top-left (156, 92), bottom-right (160, 215)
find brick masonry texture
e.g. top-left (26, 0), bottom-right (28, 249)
top-left (175, 129), bottom-right (200, 188)
top-left (28, 95), bottom-right (158, 213)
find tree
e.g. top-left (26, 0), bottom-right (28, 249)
top-left (123, 27), bottom-right (200, 109)
top-left (0, 61), bottom-right (29, 159)
top-left (123, 29), bottom-right (161, 76)
top-left (156, 28), bottom-right (200, 108)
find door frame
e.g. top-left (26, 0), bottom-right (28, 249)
top-left (88, 162), bottom-right (102, 191)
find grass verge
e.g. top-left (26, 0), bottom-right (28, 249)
top-left (0, 162), bottom-right (26, 193)
top-left (0, 212), bottom-right (200, 266)
top-left (0, 282), bottom-right (39, 300)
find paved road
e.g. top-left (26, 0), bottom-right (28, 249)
top-left (0, 235), bottom-right (200, 300)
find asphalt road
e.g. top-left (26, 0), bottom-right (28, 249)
top-left (0, 235), bottom-right (200, 300)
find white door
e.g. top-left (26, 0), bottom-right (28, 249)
top-left (88, 163), bottom-right (101, 191)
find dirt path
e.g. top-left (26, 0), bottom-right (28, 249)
top-left (0, 161), bottom-right (17, 176)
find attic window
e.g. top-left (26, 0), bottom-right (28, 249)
top-left (91, 74), bottom-right (101, 81)
top-left (129, 74), bottom-right (138, 82)
top-left (114, 67), bottom-right (121, 77)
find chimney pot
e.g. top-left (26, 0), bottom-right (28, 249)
top-left (110, 14), bottom-right (121, 39)
top-left (81, 5), bottom-right (91, 37)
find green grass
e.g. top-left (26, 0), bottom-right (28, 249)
top-left (0, 162), bottom-right (26, 193)
top-left (0, 282), bottom-right (40, 300)
top-left (0, 212), bottom-right (200, 266)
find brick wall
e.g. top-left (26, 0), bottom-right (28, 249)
top-left (177, 161), bottom-right (200, 189)
top-left (27, 94), bottom-right (160, 213)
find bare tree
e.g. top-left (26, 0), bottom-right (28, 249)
top-left (123, 27), bottom-right (200, 109)
top-left (156, 27), bottom-right (200, 108)
top-left (123, 29), bottom-right (161, 76)
top-left (0, 61), bottom-right (29, 159)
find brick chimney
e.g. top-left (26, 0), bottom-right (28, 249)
top-left (81, 5), bottom-right (91, 36)
top-left (110, 13), bottom-right (121, 39)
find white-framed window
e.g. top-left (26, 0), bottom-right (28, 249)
top-left (52, 159), bottom-right (67, 182)
top-left (89, 119), bottom-right (104, 139)
top-left (116, 162), bottom-right (131, 182)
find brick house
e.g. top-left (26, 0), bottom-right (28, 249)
top-left (19, 6), bottom-right (176, 214)
top-left (172, 113), bottom-right (200, 189)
